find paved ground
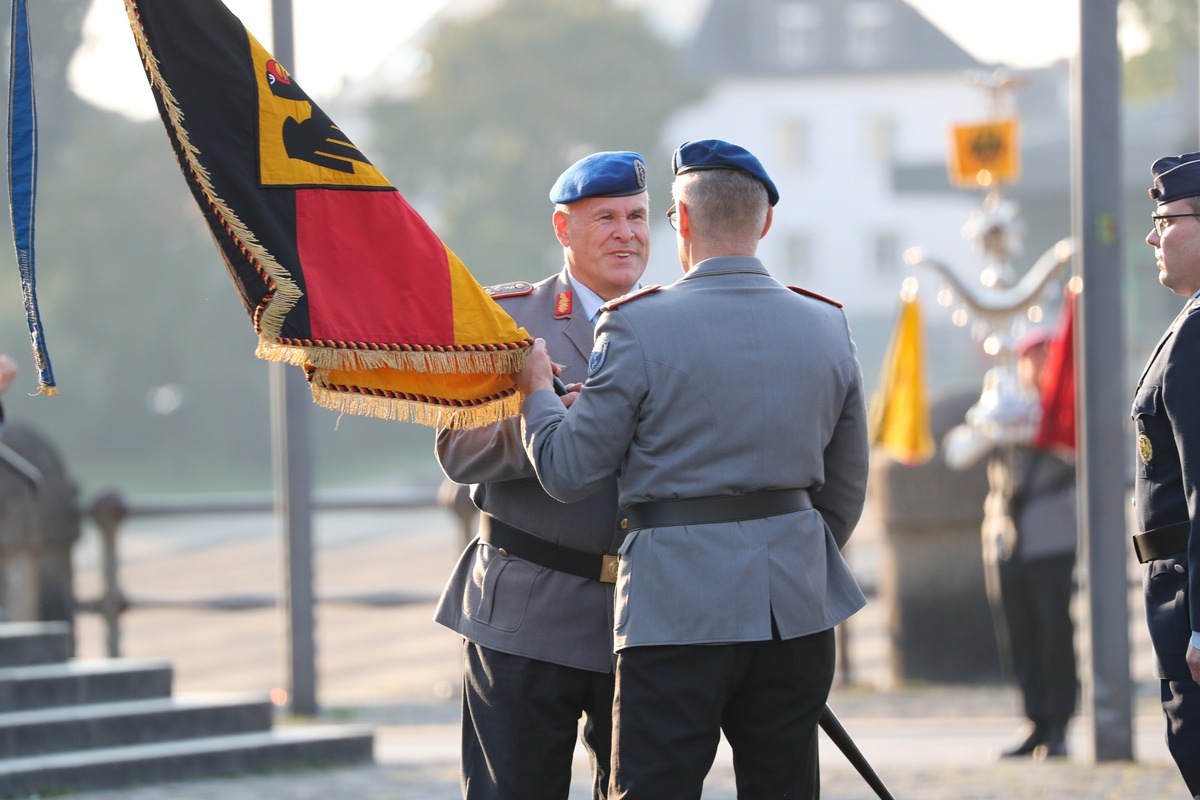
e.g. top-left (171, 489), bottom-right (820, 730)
top-left (54, 495), bottom-right (1192, 799)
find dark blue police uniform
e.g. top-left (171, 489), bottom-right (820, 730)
top-left (1134, 152), bottom-right (1200, 798)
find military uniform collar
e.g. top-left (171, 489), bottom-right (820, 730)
top-left (682, 255), bottom-right (769, 281)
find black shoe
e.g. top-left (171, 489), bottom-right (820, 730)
top-left (1000, 725), bottom-right (1044, 758)
top-left (1035, 727), bottom-right (1068, 760)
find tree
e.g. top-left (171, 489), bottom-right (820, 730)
top-left (368, 0), bottom-right (706, 285)
top-left (1122, 0), bottom-right (1198, 98)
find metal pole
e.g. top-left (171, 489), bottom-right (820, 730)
top-left (1073, 0), bottom-right (1133, 761)
top-left (270, 0), bottom-right (317, 718)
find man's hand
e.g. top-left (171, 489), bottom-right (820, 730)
top-left (1188, 642), bottom-right (1200, 685)
top-left (514, 339), bottom-right (555, 396)
top-left (0, 354), bottom-right (17, 396)
top-left (560, 382), bottom-right (582, 408)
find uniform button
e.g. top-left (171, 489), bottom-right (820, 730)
top-left (620, 518), bottom-right (628, 530)
top-left (1175, 564), bottom-right (1186, 574)
top-left (498, 547), bottom-right (510, 558)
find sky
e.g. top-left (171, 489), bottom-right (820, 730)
top-left (71, 0), bottom-right (1087, 123)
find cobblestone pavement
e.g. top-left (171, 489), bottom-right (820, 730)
top-left (46, 504), bottom-right (1192, 800)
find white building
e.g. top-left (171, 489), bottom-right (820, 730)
top-left (647, 0), bottom-right (998, 328)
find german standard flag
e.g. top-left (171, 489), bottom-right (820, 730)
top-left (124, 0), bottom-right (532, 428)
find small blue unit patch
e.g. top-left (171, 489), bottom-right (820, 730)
top-left (588, 333), bottom-right (609, 377)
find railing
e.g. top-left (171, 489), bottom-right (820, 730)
top-left (73, 484), bottom-right (873, 685)
top-left (77, 484), bottom-right (476, 659)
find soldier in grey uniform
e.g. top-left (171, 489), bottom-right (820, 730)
top-left (516, 139), bottom-right (869, 799)
top-left (434, 151), bottom-right (650, 799)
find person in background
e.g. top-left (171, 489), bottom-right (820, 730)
top-left (985, 329), bottom-right (1078, 759)
top-left (0, 354), bottom-right (18, 436)
top-left (516, 139), bottom-right (869, 799)
top-left (1135, 151), bottom-right (1200, 799)
top-left (433, 151), bottom-right (650, 799)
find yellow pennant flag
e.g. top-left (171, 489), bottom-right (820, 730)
top-left (869, 292), bottom-right (934, 465)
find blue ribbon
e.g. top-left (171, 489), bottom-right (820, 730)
top-left (8, 0), bottom-right (55, 393)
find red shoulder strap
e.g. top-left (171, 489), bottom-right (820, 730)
top-left (601, 284), bottom-right (662, 312)
top-left (788, 286), bottom-right (843, 308)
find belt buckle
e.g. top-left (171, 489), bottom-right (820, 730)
top-left (600, 554), bottom-right (619, 584)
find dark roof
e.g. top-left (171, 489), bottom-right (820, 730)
top-left (684, 0), bottom-right (983, 78)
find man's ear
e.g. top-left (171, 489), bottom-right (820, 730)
top-left (552, 210), bottom-right (571, 247)
top-left (760, 206), bottom-right (773, 240)
top-left (677, 201), bottom-right (691, 238)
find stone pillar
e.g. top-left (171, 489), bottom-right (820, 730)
top-left (870, 386), bottom-right (1003, 684)
top-left (0, 423), bottom-right (80, 630)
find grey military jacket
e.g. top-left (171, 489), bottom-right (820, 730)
top-left (433, 269), bottom-right (625, 672)
top-left (522, 256), bottom-right (869, 651)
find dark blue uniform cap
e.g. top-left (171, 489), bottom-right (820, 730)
top-left (671, 139), bottom-right (779, 206)
top-left (549, 151), bottom-right (648, 205)
top-left (1149, 152), bottom-right (1200, 203)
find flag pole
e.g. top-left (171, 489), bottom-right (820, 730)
top-left (270, 0), bottom-right (318, 718)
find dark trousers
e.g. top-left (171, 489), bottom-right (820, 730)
top-left (1162, 677), bottom-right (1200, 799)
top-left (461, 641), bottom-right (615, 800)
top-left (610, 628), bottom-right (835, 800)
top-left (993, 552), bottom-right (1078, 726)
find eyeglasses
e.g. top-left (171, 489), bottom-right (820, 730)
top-left (1152, 213), bottom-right (1200, 236)
top-left (666, 204), bottom-right (678, 230)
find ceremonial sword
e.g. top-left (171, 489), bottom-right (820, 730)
top-left (820, 704), bottom-right (897, 800)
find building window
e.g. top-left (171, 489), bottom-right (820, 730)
top-left (846, 3), bottom-right (889, 65)
top-left (865, 115), bottom-right (895, 166)
top-left (778, 3), bottom-right (821, 68)
top-left (777, 118), bottom-right (808, 170)
top-left (786, 232), bottom-right (812, 283)
top-left (873, 231), bottom-right (899, 277)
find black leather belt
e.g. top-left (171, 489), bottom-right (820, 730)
top-left (480, 515), bottom-right (618, 584)
top-left (1133, 520), bottom-right (1190, 564)
top-left (623, 488), bottom-right (813, 531)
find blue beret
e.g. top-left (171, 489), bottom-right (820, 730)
top-left (671, 139), bottom-right (779, 206)
top-left (1149, 152), bottom-right (1200, 203)
top-left (549, 151), bottom-right (648, 205)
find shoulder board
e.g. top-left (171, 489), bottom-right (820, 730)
top-left (484, 281), bottom-right (533, 299)
top-left (601, 284), bottom-right (662, 312)
top-left (789, 286), bottom-right (843, 308)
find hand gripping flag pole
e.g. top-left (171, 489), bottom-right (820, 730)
top-left (7, 0), bottom-right (56, 394)
top-left (820, 705), bottom-right (897, 800)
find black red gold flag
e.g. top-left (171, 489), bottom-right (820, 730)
top-left (124, 0), bottom-right (532, 428)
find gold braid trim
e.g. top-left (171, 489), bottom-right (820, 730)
top-left (125, 0), bottom-right (301, 340)
top-left (257, 338), bottom-right (531, 374)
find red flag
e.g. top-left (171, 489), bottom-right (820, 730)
top-left (1034, 286), bottom-right (1077, 451)
top-left (125, 0), bottom-right (531, 428)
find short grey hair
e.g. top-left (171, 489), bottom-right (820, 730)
top-left (672, 170), bottom-right (769, 245)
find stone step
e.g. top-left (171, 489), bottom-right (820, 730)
top-left (0, 693), bottom-right (274, 758)
top-left (0, 725), bottom-right (375, 796)
top-left (0, 622), bottom-right (72, 667)
top-left (0, 659), bottom-right (172, 712)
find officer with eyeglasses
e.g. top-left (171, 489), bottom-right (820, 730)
top-left (1135, 151), bottom-right (1200, 799)
top-left (516, 139), bottom-right (869, 799)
